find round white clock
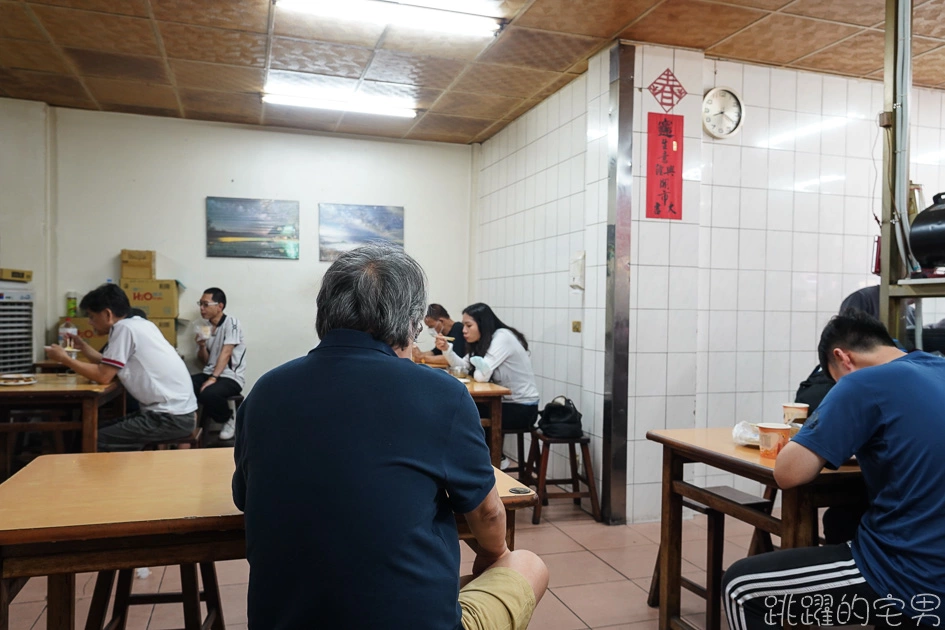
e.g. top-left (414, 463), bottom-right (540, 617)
top-left (702, 87), bottom-right (744, 139)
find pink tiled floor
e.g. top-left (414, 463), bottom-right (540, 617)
top-left (6, 505), bottom-right (762, 630)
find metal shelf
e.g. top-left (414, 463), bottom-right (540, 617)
top-left (889, 281), bottom-right (945, 299)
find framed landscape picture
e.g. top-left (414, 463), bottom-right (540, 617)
top-left (318, 203), bottom-right (405, 262)
top-left (206, 197), bottom-right (300, 260)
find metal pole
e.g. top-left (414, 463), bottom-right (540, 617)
top-left (879, 0), bottom-right (912, 337)
top-left (601, 43), bottom-right (634, 524)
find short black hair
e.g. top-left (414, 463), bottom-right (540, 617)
top-left (817, 308), bottom-right (896, 375)
top-left (80, 284), bottom-right (131, 318)
top-left (426, 304), bottom-right (450, 320)
top-left (203, 287), bottom-right (226, 308)
top-left (130, 307), bottom-right (148, 320)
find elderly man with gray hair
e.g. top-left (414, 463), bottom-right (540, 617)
top-left (232, 243), bottom-right (547, 629)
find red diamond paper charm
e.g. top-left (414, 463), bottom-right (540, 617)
top-left (648, 69), bottom-right (687, 113)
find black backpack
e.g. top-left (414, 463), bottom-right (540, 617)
top-left (794, 365), bottom-right (835, 413)
top-left (537, 396), bottom-right (583, 439)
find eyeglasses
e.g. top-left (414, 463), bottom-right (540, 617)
top-left (197, 301), bottom-right (219, 308)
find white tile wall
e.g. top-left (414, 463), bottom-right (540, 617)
top-left (477, 44), bottom-right (945, 523)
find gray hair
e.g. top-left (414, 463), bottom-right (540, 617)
top-left (316, 243), bottom-right (427, 349)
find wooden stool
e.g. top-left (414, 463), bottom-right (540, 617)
top-left (501, 425), bottom-right (533, 483)
top-left (528, 429), bottom-right (601, 525)
top-left (1, 409), bottom-right (77, 479)
top-left (86, 563), bottom-right (225, 630)
top-left (646, 486), bottom-right (773, 630)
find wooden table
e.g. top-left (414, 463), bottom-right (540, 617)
top-left (0, 449), bottom-right (535, 630)
top-left (646, 428), bottom-right (863, 630)
top-left (0, 374), bottom-right (124, 454)
top-left (464, 381), bottom-right (512, 468)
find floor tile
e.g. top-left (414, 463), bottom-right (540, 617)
top-left (544, 550), bottom-right (627, 588)
top-left (592, 543), bottom-right (662, 580)
top-left (680, 537), bottom-right (751, 572)
top-left (7, 600), bottom-right (44, 630)
top-left (528, 590), bottom-right (589, 630)
top-left (628, 519), bottom-right (710, 544)
top-left (514, 526), bottom-right (585, 555)
top-left (11, 577), bottom-right (46, 604)
top-left (592, 619), bottom-right (659, 630)
top-left (557, 522), bottom-right (655, 550)
top-left (215, 559), bottom-right (249, 587)
top-left (552, 580), bottom-right (656, 627)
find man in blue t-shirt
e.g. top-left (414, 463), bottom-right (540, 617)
top-left (723, 310), bottom-right (945, 629)
top-left (232, 244), bottom-right (547, 629)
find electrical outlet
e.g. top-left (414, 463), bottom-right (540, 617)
top-left (572, 321), bottom-right (582, 333)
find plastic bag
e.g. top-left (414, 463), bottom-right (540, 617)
top-left (732, 421), bottom-right (760, 446)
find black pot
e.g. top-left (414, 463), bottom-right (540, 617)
top-left (910, 192), bottom-right (945, 268)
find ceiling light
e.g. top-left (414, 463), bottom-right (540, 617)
top-left (262, 93), bottom-right (417, 118)
top-left (275, 0), bottom-right (501, 37)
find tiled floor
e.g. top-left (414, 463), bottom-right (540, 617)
top-left (6, 503), bottom-right (763, 630)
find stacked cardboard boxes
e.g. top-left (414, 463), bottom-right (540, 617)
top-left (118, 250), bottom-right (181, 347)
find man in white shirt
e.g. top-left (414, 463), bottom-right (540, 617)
top-left (192, 287), bottom-right (246, 441)
top-left (45, 283), bottom-right (198, 451)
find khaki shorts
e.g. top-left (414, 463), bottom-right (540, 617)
top-left (459, 567), bottom-right (537, 630)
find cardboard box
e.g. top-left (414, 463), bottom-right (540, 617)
top-left (152, 318), bottom-right (178, 347)
top-left (120, 250), bottom-right (155, 280)
top-left (58, 317), bottom-right (108, 352)
top-left (0, 268), bottom-right (33, 283)
top-left (120, 279), bottom-right (181, 318)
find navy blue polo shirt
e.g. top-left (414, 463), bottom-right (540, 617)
top-left (232, 329), bottom-right (494, 629)
top-left (793, 352), bottom-right (945, 616)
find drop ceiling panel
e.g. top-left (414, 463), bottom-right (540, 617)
top-left (170, 60), bottom-right (266, 93)
top-left (159, 22), bottom-right (268, 67)
top-left (620, 0), bottom-right (767, 50)
top-left (0, 3), bottom-right (46, 41)
top-left (28, 0), bottom-right (149, 17)
top-left (515, 0), bottom-right (659, 38)
top-left (0, 39), bottom-right (69, 73)
top-left (0, 0), bottom-right (942, 144)
top-left (66, 48), bottom-right (169, 82)
top-left (478, 26), bottom-right (605, 72)
top-left (273, 9), bottom-right (384, 48)
top-left (151, 0), bottom-right (270, 33)
top-left (707, 14), bottom-right (861, 64)
top-left (783, 0), bottom-right (886, 28)
top-left (270, 37), bottom-right (373, 77)
top-left (363, 50), bottom-right (466, 89)
top-left (31, 5), bottom-right (160, 56)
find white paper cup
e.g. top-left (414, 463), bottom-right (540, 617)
top-left (758, 423), bottom-right (791, 458)
top-left (783, 403), bottom-right (809, 424)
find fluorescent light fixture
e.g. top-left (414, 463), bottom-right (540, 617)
top-left (262, 93), bottom-right (417, 118)
top-left (765, 117), bottom-right (848, 149)
top-left (276, 0), bottom-right (501, 37)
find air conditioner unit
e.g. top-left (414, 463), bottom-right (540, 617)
top-left (0, 282), bottom-right (35, 373)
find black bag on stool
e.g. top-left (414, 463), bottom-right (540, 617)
top-left (537, 396), bottom-right (583, 439)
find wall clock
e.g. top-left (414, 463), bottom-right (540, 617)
top-left (702, 87), bottom-right (744, 139)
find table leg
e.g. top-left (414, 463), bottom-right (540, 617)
top-left (47, 574), bottom-right (76, 630)
top-left (658, 445), bottom-right (684, 630)
top-left (81, 399), bottom-right (98, 453)
top-left (506, 509), bottom-right (516, 550)
top-left (489, 398), bottom-right (502, 468)
top-left (779, 488), bottom-right (816, 548)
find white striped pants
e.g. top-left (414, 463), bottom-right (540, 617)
top-left (722, 543), bottom-right (930, 630)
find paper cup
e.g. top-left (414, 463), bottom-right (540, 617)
top-left (757, 423), bottom-right (791, 459)
top-left (782, 403), bottom-right (809, 424)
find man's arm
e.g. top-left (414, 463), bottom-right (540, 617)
top-left (196, 337), bottom-right (210, 365)
top-left (773, 442), bottom-right (827, 489)
top-left (45, 345), bottom-right (119, 384)
top-left (463, 485), bottom-right (510, 575)
top-left (200, 345), bottom-right (234, 391)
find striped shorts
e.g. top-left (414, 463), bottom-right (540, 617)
top-left (722, 543), bottom-right (936, 630)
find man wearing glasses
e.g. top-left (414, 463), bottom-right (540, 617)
top-left (192, 287), bottom-right (246, 441)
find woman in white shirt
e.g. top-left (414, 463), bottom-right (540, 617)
top-left (435, 302), bottom-right (540, 430)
